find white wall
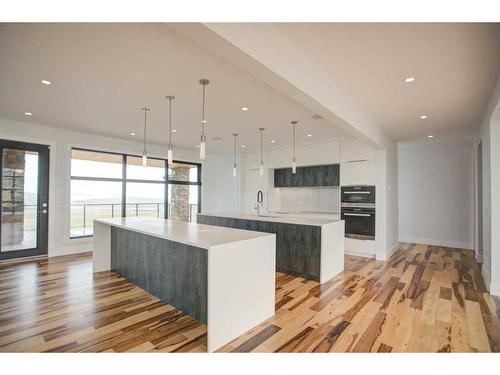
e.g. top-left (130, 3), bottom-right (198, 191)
top-left (375, 144), bottom-right (399, 260)
top-left (201, 152), bottom-right (240, 213)
top-left (476, 75), bottom-right (500, 295)
top-left (0, 117), bottom-right (237, 257)
top-left (398, 140), bottom-right (474, 249)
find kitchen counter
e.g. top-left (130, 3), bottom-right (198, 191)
top-left (199, 212), bottom-right (339, 226)
top-left (198, 212), bottom-right (345, 283)
top-left (94, 216), bottom-right (269, 249)
top-left (92, 217), bottom-right (275, 352)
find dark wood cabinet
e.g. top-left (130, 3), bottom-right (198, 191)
top-left (274, 164), bottom-right (339, 187)
top-left (198, 214), bottom-right (321, 281)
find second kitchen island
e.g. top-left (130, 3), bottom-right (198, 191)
top-left (92, 217), bottom-right (275, 352)
top-left (198, 213), bottom-right (345, 283)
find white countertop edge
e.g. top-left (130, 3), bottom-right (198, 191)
top-left (94, 217), bottom-right (275, 250)
top-left (198, 212), bottom-right (341, 226)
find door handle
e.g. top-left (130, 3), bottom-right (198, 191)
top-left (343, 213), bottom-right (371, 217)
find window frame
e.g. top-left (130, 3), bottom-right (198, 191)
top-left (70, 147), bottom-right (202, 239)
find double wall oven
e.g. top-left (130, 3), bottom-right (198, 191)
top-left (341, 185), bottom-right (375, 239)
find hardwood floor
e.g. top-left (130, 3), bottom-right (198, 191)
top-left (0, 243), bottom-right (498, 352)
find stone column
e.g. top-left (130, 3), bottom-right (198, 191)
top-left (1, 149), bottom-right (26, 246)
top-left (170, 166), bottom-right (190, 222)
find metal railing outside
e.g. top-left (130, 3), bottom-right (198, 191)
top-left (69, 202), bottom-right (198, 236)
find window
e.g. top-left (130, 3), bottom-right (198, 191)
top-left (167, 161), bottom-right (201, 223)
top-left (70, 148), bottom-right (201, 238)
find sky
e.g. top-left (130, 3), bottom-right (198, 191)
top-left (8, 154), bottom-right (198, 205)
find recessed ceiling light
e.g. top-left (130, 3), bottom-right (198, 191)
top-left (241, 107), bottom-right (249, 111)
top-left (404, 77), bottom-right (416, 83)
top-left (312, 114), bottom-right (322, 120)
top-left (41, 79), bottom-right (52, 85)
top-left (172, 129), bottom-right (177, 133)
top-left (420, 115), bottom-right (428, 119)
top-left (307, 134), bottom-right (312, 137)
top-left (130, 132), bottom-right (136, 136)
top-left (271, 140), bottom-right (276, 143)
top-left (24, 111), bottom-right (33, 116)
top-left (241, 145), bottom-right (246, 148)
top-left (428, 135), bottom-right (434, 139)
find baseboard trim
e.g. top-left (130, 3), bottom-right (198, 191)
top-left (398, 236), bottom-right (473, 250)
top-left (490, 282), bottom-right (500, 297)
top-left (345, 250), bottom-right (376, 259)
top-left (377, 242), bottom-right (400, 261)
top-left (482, 264), bottom-right (490, 290)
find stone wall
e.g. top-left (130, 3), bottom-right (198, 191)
top-left (1, 149), bottom-right (26, 245)
top-left (169, 166), bottom-right (190, 222)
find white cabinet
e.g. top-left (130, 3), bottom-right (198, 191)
top-left (242, 141), bottom-right (340, 170)
top-left (340, 160), bottom-right (376, 186)
top-left (340, 139), bottom-right (375, 162)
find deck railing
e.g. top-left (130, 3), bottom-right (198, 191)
top-left (19, 203), bottom-right (199, 237)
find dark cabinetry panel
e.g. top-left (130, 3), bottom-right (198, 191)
top-left (111, 227), bottom-right (208, 323)
top-left (274, 164), bottom-right (339, 187)
top-left (198, 215), bottom-right (321, 281)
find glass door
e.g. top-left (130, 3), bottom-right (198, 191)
top-left (0, 140), bottom-right (49, 260)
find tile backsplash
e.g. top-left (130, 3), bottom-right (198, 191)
top-left (267, 186), bottom-right (340, 213)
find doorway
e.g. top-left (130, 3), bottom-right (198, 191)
top-left (0, 140), bottom-right (49, 260)
top-left (477, 141), bottom-right (483, 262)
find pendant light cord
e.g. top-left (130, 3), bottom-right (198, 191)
top-left (260, 128), bottom-right (264, 164)
top-left (201, 83), bottom-right (206, 137)
top-left (168, 97), bottom-right (172, 147)
top-left (143, 109), bottom-right (148, 154)
top-left (233, 134), bottom-right (237, 165)
top-left (292, 122), bottom-right (296, 160)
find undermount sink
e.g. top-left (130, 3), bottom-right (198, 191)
top-left (257, 214), bottom-right (279, 218)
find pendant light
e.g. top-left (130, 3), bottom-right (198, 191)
top-left (166, 95), bottom-right (175, 165)
top-left (232, 133), bottom-right (239, 177)
top-left (141, 108), bottom-right (150, 167)
top-left (199, 79), bottom-right (209, 160)
top-left (258, 127), bottom-right (265, 176)
top-left (291, 121), bottom-right (297, 173)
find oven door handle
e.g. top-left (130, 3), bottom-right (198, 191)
top-left (343, 191), bottom-right (371, 194)
top-left (343, 213), bottom-right (371, 217)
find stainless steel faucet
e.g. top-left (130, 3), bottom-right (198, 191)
top-left (255, 190), bottom-right (264, 216)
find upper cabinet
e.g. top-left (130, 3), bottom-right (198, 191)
top-left (340, 139), bottom-right (375, 162)
top-left (274, 164), bottom-right (339, 187)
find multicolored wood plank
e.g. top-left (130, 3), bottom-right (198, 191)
top-left (0, 243), bottom-right (498, 352)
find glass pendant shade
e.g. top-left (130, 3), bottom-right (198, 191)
top-left (233, 164), bottom-right (237, 177)
top-left (168, 146), bottom-right (173, 165)
top-left (199, 79), bottom-right (209, 161)
top-left (141, 108), bottom-right (150, 168)
top-left (200, 137), bottom-right (206, 160)
top-left (291, 121), bottom-right (297, 174)
top-left (166, 96), bottom-right (175, 167)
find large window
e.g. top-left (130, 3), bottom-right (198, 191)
top-left (70, 149), bottom-right (201, 238)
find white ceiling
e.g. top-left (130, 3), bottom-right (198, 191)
top-left (0, 23), bottom-right (349, 153)
top-left (1, 23), bottom-right (499, 151)
top-left (277, 23), bottom-right (500, 141)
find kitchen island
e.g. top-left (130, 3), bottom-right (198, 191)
top-left (92, 217), bottom-right (276, 352)
top-left (197, 213), bottom-right (344, 283)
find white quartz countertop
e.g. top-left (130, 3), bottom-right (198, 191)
top-left (94, 217), bottom-right (274, 250)
top-left (199, 212), bottom-right (341, 226)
